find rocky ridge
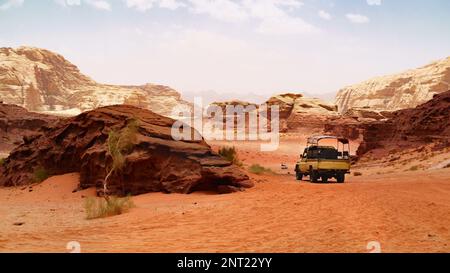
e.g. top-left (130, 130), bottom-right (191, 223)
top-left (357, 90), bottom-right (450, 157)
top-left (335, 56), bottom-right (450, 112)
top-left (0, 47), bottom-right (191, 117)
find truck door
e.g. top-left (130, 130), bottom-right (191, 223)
top-left (300, 149), bottom-right (308, 172)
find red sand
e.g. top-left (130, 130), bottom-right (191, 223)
top-left (1, 138), bottom-right (450, 253)
top-left (1, 170), bottom-right (450, 252)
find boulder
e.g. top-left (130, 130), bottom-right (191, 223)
top-left (0, 105), bottom-right (252, 195)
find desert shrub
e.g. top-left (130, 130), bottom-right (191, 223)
top-left (103, 119), bottom-right (139, 195)
top-left (353, 172), bottom-right (363, 176)
top-left (409, 165), bottom-right (419, 171)
top-left (248, 164), bottom-right (273, 175)
top-left (218, 146), bottom-right (242, 166)
top-left (33, 167), bottom-right (49, 183)
top-left (444, 163), bottom-right (450, 169)
top-left (84, 196), bottom-right (135, 220)
top-left (0, 158), bottom-right (4, 166)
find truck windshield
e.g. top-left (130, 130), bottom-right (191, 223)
top-left (308, 147), bottom-right (338, 159)
top-left (318, 148), bottom-right (338, 160)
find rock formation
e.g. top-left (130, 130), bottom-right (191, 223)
top-left (265, 93), bottom-right (338, 133)
top-left (0, 47), bottom-right (191, 117)
top-left (208, 93), bottom-right (354, 138)
top-left (0, 105), bottom-right (252, 195)
top-left (209, 100), bottom-right (259, 113)
top-left (341, 108), bottom-right (394, 122)
top-left (357, 90), bottom-right (450, 157)
top-left (0, 103), bottom-right (59, 151)
top-left (336, 56), bottom-right (450, 112)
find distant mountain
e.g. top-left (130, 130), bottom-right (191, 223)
top-left (0, 46), bottom-right (190, 117)
top-left (335, 57), bottom-right (450, 113)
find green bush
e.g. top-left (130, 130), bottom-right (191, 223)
top-left (218, 146), bottom-right (242, 166)
top-left (84, 196), bottom-right (135, 220)
top-left (248, 164), bottom-right (273, 175)
top-left (103, 119), bottom-right (140, 195)
top-left (0, 158), bottom-right (5, 166)
top-left (33, 167), bottom-right (50, 183)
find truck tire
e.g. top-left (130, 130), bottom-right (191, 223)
top-left (296, 171), bottom-right (303, 181)
top-left (322, 175), bottom-right (328, 183)
top-left (310, 168), bottom-right (318, 183)
top-left (336, 173), bottom-right (345, 183)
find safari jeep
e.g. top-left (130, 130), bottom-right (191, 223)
top-left (295, 136), bottom-right (351, 183)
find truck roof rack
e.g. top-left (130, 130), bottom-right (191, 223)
top-left (307, 135), bottom-right (349, 145)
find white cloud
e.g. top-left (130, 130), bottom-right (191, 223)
top-left (159, 0), bottom-right (186, 10)
top-left (125, 0), bottom-right (185, 12)
top-left (346, 13), bottom-right (369, 24)
top-left (318, 10), bottom-right (331, 20)
top-left (54, 0), bottom-right (81, 6)
top-left (0, 0), bottom-right (24, 10)
top-left (55, 0), bottom-right (110, 10)
top-left (85, 0), bottom-right (111, 10)
top-left (247, 0), bottom-right (317, 34)
top-left (367, 0), bottom-right (382, 6)
top-left (243, 1), bottom-right (279, 19)
top-left (188, 0), bottom-right (248, 22)
top-left (125, 0), bottom-right (154, 11)
top-left (187, 0), bottom-right (317, 34)
top-left (55, 0), bottom-right (81, 6)
top-left (123, 0), bottom-right (316, 35)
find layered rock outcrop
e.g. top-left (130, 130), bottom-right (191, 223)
top-left (208, 94), bottom-right (340, 135)
top-left (265, 93), bottom-right (338, 133)
top-left (207, 93), bottom-right (370, 140)
top-left (336, 56), bottom-right (450, 112)
top-left (209, 100), bottom-right (258, 112)
top-left (0, 102), bottom-right (59, 151)
top-left (357, 90), bottom-right (450, 156)
top-left (0, 47), bottom-right (190, 117)
top-left (0, 105), bottom-right (252, 195)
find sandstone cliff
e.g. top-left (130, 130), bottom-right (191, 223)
top-left (209, 93), bottom-right (339, 134)
top-left (207, 91), bottom-right (412, 142)
top-left (357, 90), bottom-right (450, 157)
top-left (0, 47), bottom-right (190, 117)
top-left (336, 57), bottom-right (450, 112)
top-left (265, 93), bottom-right (338, 133)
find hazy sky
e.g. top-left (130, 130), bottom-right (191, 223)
top-left (1, 0), bottom-right (450, 101)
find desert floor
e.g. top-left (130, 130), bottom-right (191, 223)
top-left (1, 137), bottom-right (450, 253)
